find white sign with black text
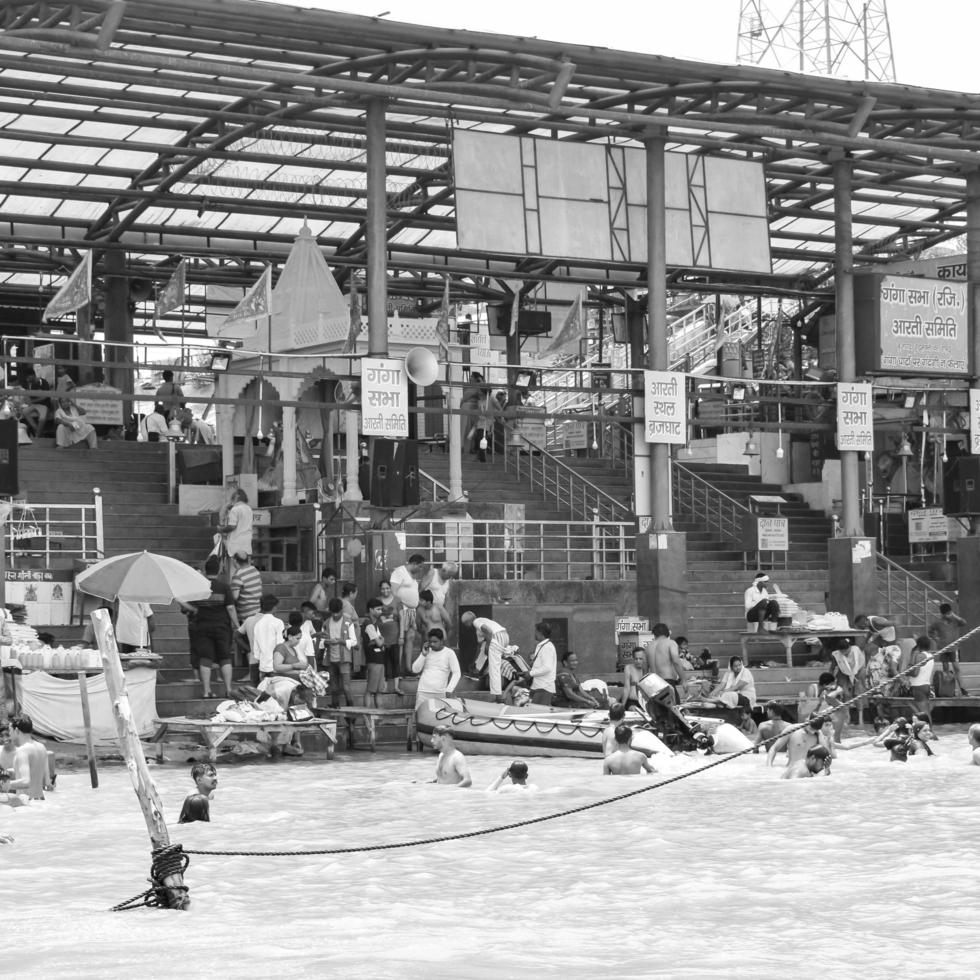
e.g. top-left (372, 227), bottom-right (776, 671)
top-left (643, 370), bottom-right (686, 445)
top-left (361, 357), bottom-right (409, 438)
top-left (836, 382), bottom-right (874, 453)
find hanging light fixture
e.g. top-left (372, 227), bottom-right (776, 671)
top-left (775, 402), bottom-right (784, 459)
top-left (256, 374), bottom-right (264, 440)
top-left (896, 433), bottom-right (914, 457)
top-left (743, 431), bottom-right (760, 457)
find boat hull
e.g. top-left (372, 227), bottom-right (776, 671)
top-left (416, 697), bottom-right (670, 758)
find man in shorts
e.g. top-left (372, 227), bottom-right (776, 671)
top-left (181, 555), bottom-right (237, 700)
top-left (928, 603), bottom-right (969, 695)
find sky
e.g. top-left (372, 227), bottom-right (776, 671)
top-left (277, 0), bottom-right (980, 93)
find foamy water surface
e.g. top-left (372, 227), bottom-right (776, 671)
top-left (3, 730), bottom-right (979, 979)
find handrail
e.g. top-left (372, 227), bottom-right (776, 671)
top-left (501, 423), bottom-right (630, 523)
top-left (4, 497), bottom-right (102, 567)
top-left (875, 549), bottom-right (953, 630)
top-left (418, 468), bottom-right (452, 502)
top-left (672, 460), bottom-right (754, 551)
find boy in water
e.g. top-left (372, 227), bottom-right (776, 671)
top-left (781, 745), bottom-right (832, 778)
top-left (968, 724), bottom-right (980, 766)
top-left (488, 760), bottom-right (537, 792)
top-left (179, 762), bottom-right (218, 823)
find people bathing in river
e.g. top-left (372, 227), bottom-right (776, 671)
top-left (0, 715), bottom-right (49, 800)
top-left (781, 745), bottom-right (832, 779)
top-left (488, 760), bottom-right (537, 793)
top-left (767, 715), bottom-right (826, 769)
top-left (603, 724), bottom-right (657, 775)
top-left (179, 762), bottom-right (218, 823)
top-left (602, 703), bottom-right (628, 756)
top-left (755, 703), bottom-right (792, 752)
top-left (429, 725), bottom-right (471, 786)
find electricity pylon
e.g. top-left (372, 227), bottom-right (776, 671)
top-left (737, 1), bottom-right (896, 82)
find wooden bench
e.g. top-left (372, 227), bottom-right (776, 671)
top-left (740, 629), bottom-right (857, 667)
top-left (869, 695), bottom-right (980, 722)
top-left (150, 716), bottom-right (338, 762)
top-left (314, 706), bottom-right (417, 752)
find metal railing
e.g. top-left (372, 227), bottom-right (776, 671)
top-left (500, 423), bottom-right (630, 523)
top-left (5, 492), bottom-right (103, 567)
top-left (671, 460), bottom-right (762, 557)
top-left (418, 468), bottom-right (452, 502)
top-left (402, 517), bottom-right (635, 581)
top-left (875, 550), bottom-right (953, 631)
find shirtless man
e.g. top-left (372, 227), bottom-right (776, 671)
top-left (968, 724), bottom-right (980, 766)
top-left (416, 589), bottom-right (452, 647)
top-left (755, 703), bottom-right (792, 752)
top-left (767, 715), bottom-right (823, 768)
top-left (429, 725), bottom-right (472, 787)
top-left (603, 724), bottom-right (657, 775)
top-left (6, 715), bottom-right (48, 799)
top-left (781, 745), bottom-right (832, 779)
top-left (644, 624), bottom-right (688, 701)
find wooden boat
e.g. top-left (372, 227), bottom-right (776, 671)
top-left (415, 696), bottom-right (671, 758)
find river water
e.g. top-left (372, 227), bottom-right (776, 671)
top-left (3, 731), bottom-right (979, 979)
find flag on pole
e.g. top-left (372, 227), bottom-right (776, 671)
top-left (223, 266), bottom-right (272, 328)
top-left (155, 258), bottom-right (187, 318)
top-left (42, 251), bottom-right (92, 322)
top-left (544, 290), bottom-right (586, 353)
top-left (343, 286), bottom-right (362, 354)
top-left (435, 275), bottom-right (451, 356)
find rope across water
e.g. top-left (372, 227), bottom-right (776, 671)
top-left (181, 622), bottom-right (975, 861)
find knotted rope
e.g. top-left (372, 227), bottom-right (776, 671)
top-left (110, 843), bottom-right (190, 912)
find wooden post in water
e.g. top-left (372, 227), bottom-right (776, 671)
top-left (91, 608), bottom-right (189, 909)
top-left (76, 669), bottom-right (99, 789)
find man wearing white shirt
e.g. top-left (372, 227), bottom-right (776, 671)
top-left (412, 628), bottom-right (461, 707)
top-left (391, 553), bottom-right (425, 664)
top-left (241, 594), bottom-right (285, 685)
top-left (461, 611), bottom-right (509, 700)
top-left (115, 600), bottom-right (154, 653)
top-left (528, 621), bottom-right (557, 706)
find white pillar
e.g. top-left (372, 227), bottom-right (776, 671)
top-left (219, 403), bottom-right (235, 481)
top-left (282, 404), bottom-right (298, 505)
top-left (448, 357), bottom-right (463, 500)
top-left (343, 406), bottom-right (363, 501)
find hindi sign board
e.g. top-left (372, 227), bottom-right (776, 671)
top-left (757, 517), bottom-right (789, 551)
top-left (971, 389), bottom-right (980, 455)
top-left (564, 420), bottom-right (589, 450)
top-left (361, 357), bottom-right (408, 438)
top-left (854, 273), bottom-right (970, 377)
top-left (643, 370), bottom-right (686, 445)
top-left (75, 385), bottom-right (124, 427)
top-left (835, 382), bottom-right (874, 453)
top-left (33, 343), bottom-right (55, 386)
top-left (908, 507), bottom-right (949, 544)
top-left (615, 616), bottom-right (651, 671)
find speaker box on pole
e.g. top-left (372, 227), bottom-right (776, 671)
top-left (943, 455), bottom-right (980, 516)
top-left (369, 439), bottom-right (420, 507)
top-left (0, 418), bottom-right (19, 495)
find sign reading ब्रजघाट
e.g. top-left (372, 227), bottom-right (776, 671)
top-left (644, 370), bottom-right (686, 445)
top-left (360, 357), bottom-right (408, 438)
top-left (835, 381), bottom-right (874, 453)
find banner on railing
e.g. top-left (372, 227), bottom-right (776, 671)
top-left (970, 389), bottom-right (980, 454)
top-left (835, 382), bottom-right (874, 453)
top-left (360, 357), bottom-right (408, 438)
top-left (643, 370), bottom-right (686, 445)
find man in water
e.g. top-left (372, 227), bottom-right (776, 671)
top-left (179, 762), bottom-right (218, 823)
top-left (603, 724), bottom-right (657, 775)
top-left (755, 703), bottom-right (792, 752)
top-left (643, 623), bottom-right (688, 701)
top-left (5, 715), bottom-right (48, 799)
top-left (968, 724), bottom-right (980, 766)
top-left (487, 760), bottom-right (537, 792)
top-left (602, 703), bottom-right (628, 756)
top-left (781, 745), bottom-right (832, 779)
top-left (767, 715), bottom-right (824, 768)
top-left (429, 725), bottom-right (472, 787)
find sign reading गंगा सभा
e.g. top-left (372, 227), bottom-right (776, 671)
top-left (360, 357), bottom-right (408, 438)
top-left (835, 382), bottom-right (874, 453)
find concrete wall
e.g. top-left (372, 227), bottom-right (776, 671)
top-left (457, 578), bottom-right (638, 675)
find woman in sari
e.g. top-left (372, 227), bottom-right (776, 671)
top-left (54, 397), bottom-right (97, 450)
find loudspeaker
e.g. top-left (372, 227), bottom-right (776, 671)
top-left (488, 306), bottom-right (553, 336)
top-left (0, 418), bottom-right (18, 495)
top-left (944, 456), bottom-right (980, 515)
top-left (369, 439), bottom-right (420, 507)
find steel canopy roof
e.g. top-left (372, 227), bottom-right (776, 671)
top-left (0, 0), bottom-right (978, 320)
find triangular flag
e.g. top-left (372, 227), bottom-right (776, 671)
top-left (42, 251), bottom-right (92, 322)
top-left (343, 286), bottom-right (362, 354)
top-left (223, 266), bottom-right (272, 327)
top-left (155, 258), bottom-right (187, 318)
top-left (544, 291), bottom-right (586, 353)
top-left (435, 275), bottom-right (451, 356)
